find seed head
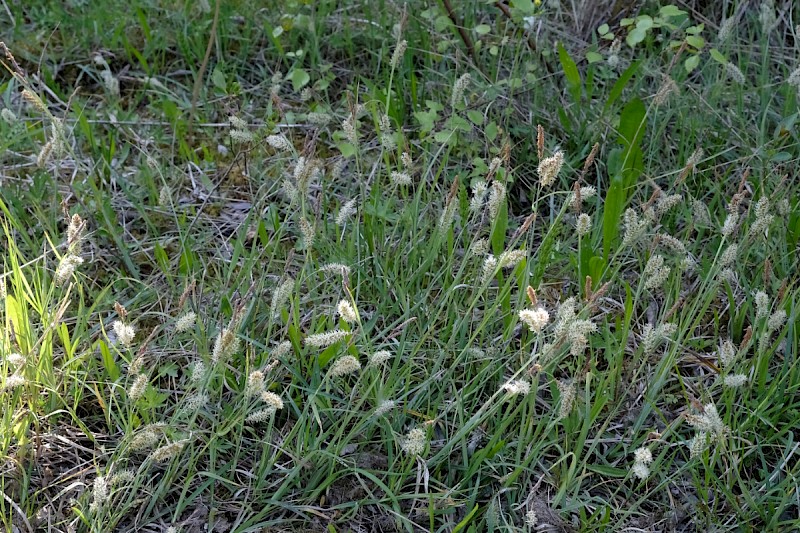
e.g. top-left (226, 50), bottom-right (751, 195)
top-left (336, 198), bottom-right (358, 226)
top-left (718, 17), bottom-right (736, 42)
top-left (755, 291), bottom-right (770, 319)
top-left (270, 278), bottom-right (295, 322)
top-left (390, 171), bottom-right (412, 186)
top-left (721, 212), bottom-right (739, 238)
top-left (67, 213), bottom-right (85, 253)
top-left (342, 114), bottom-right (359, 145)
top-left (622, 208), bottom-right (648, 248)
top-left (1, 108), bottom-right (16, 124)
top-left (211, 327), bottom-right (240, 365)
top-left (631, 461), bottom-right (650, 480)
top-left (368, 350), bottom-right (392, 366)
top-left (556, 379), bottom-right (576, 419)
top-left (725, 62), bottom-right (745, 84)
top-left (487, 181), bottom-right (506, 223)
top-left (261, 390), bottom-right (284, 411)
top-left (299, 216), bottom-right (315, 248)
top-left (470, 180), bottom-right (488, 212)
top-left (498, 249), bottom-right (527, 270)
top-left (480, 255), bottom-right (498, 285)
top-left (246, 370), bottom-right (266, 397)
top-left (692, 199), bottom-right (711, 226)
top-left (789, 65), bottom-right (800, 88)
top-left (655, 194), bottom-right (682, 217)
top-left (641, 322), bottom-right (677, 355)
top-left (537, 150), bottom-right (564, 188)
top-left (55, 254), bottom-right (84, 286)
top-left (2, 373), bottom-right (26, 391)
top-left (182, 392), bottom-right (209, 412)
top-left (643, 254), bottom-right (670, 290)
top-left (336, 299), bottom-right (358, 324)
top-left (307, 112), bottom-right (332, 126)
top-left (501, 379), bottom-right (531, 397)
top-left (400, 427), bottom-right (427, 456)
top-left (305, 329), bottom-right (350, 348)
top-left (91, 475), bottom-right (109, 510)
top-left (113, 320), bottom-right (136, 347)
top-left (451, 73), bottom-right (471, 108)
top-left (576, 213), bottom-right (592, 237)
top-left (634, 447), bottom-right (653, 465)
top-left (174, 312), bottom-right (197, 333)
top-left (267, 135), bottom-right (293, 151)
top-left (374, 399), bottom-right (396, 416)
top-left (272, 341), bottom-right (293, 359)
top-left (525, 510), bottom-right (538, 527)
top-left (391, 39), bottom-right (407, 69)
top-left (149, 439), bottom-right (188, 462)
top-left (128, 425), bottom-right (164, 451)
top-left (329, 355), bottom-right (361, 378)
top-left (519, 308), bottom-right (549, 333)
top-left (719, 243), bottom-right (738, 267)
top-left (767, 309), bottom-right (787, 333)
top-left (749, 197), bottom-right (774, 238)
top-left (723, 374), bottom-right (748, 387)
top-left (717, 339), bottom-right (737, 368)
top-left (653, 76), bottom-right (678, 106)
top-left (6, 353), bottom-right (25, 369)
top-left (128, 374), bottom-right (148, 402)
top-left (188, 361), bottom-right (207, 384)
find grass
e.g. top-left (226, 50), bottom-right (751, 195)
top-left (1, 0), bottom-right (799, 531)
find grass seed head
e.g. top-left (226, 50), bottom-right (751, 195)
top-left (305, 329), bottom-right (350, 348)
top-left (368, 350), bottom-right (392, 366)
top-left (519, 308), bottom-right (549, 333)
top-left (400, 427), bottom-right (427, 456)
top-left (537, 150), bottom-right (564, 188)
top-left (113, 320), bottom-right (136, 347)
top-left (329, 355), bottom-right (361, 378)
top-left (576, 213), bottom-right (592, 237)
top-left (336, 299), bottom-right (358, 324)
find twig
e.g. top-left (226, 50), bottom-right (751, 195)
top-left (439, 0), bottom-right (482, 72)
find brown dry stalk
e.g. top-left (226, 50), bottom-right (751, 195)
top-left (440, 0), bottom-right (480, 69)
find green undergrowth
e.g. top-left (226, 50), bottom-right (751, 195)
top-left (1, 1), bottom-right (799, 532)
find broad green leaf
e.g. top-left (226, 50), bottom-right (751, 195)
top-left (635, 16), bottom-right (654, 31)
top-left (686, 35), bottom-right (705, 49)
top-left (618, 97), bottom-right (646, 150)
top-left (604, 60), bottom-right (641, 112)
top-left (710, 48), bottom-right (727, 64)
top-left (626, 26), bottom-right (647, 47)
top-left (557, 42), bottom-right (582, 104)
top-left (98, 340), bottom-right (120, 381)
top-left (513, 0), bottom-right (535, 15)
top-left (602, 180), bottom-right (624, 259)
top-left (659, 5), bottom-right (686, 18)
top-left (466, 109), bottom-right (484, 125)
top-left (211, 67), bottom-right (227, 91)
top-left (290, 68), bottom-right (311, 92)
top-left (586, 51), bottom-right (603, 63)
top-left (485, 121), bottom-right (498, 141)
top-left (684, 54), bottom-right (700, 73)
top-left (474, 24), bottom-right (491, 35)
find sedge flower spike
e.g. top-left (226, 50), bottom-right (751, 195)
top-left (519, 308), bottom-right (549, 333)
top-left (537, 150), bottom-right (564, 187)
top-left (336, 299), bottom-right (358, 324)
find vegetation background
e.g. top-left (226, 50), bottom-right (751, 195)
top-left (0, 0), bottom-right (798, 531)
